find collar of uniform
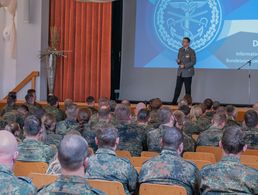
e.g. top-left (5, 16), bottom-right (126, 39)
top-left (65, 119), bottom-right (77, 123)
top-left (23, 138), bottom-right (41, 144)
top-left (0, 164), bottom-right (13, 175)
top-left (57, 175), bottom-right (91, 187)
top-left (161, 149), bottom-right (180, 157)
top-left (221, 155), bottom-right (240, 163)
top-left (96, 148), bottom-right (116, 156)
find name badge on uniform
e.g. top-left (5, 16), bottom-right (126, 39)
top-left (185, 54), bottom-right (190, 58)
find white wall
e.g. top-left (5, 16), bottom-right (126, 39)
top-left (0, 0), bottom-right (49, 100)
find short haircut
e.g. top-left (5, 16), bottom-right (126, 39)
top-left (174, 110), bottom-right (185, 126)
top-left (121, 100), bottom-right (131, 107)
top-left (58, 135), bottom-right (88, 171)
top-left (5, 122), bottom-right (20, 135)
top-left (158, 107), bottom-right (172, 124)
top-left (42, 113), bottom-right (56, 130)
top-left (115, 104), bottom-right (131, 121)
top-left (137, 108), bottom-right (150, 122)
top-left (25, 94), bottom-right (34, 103)
top-left (98, 97), bottom-right (109, 107)
top-left (66, 104), bottom-right (78, 118)
top-left (212, 101), bottom-right (221, 111)
top-left (27, 89), bottom-right (36, 95)
top-left (86, 96), bottom-right (95, 104)
top-left (7, 92), bottom-right (17, 104)
top-left (183, 37), bottom-right (191, 43)
top-left (162, 127), bottom-right (184, 150)
top-left (149, 98), bottom-right (162, 110)
top-left (203, 98), bottom-right (213, 110)
top-left (226, 105), bottom-right (236, 116)
top-left (212, 113), bottom-right (227, 126)
top-left (98, 105), bottom-right (110, 118)
top-left (96, 127), bottom-right (118, 148)
top-left (183, 95), bottom-right (192, 105)
top-left (23, 115), bottom-right (42, 136)
top-left (47, 95), bottom-right (59, 106)
top-left (77, 108), bottom-right (91, 123)
top-left (244, 110), bottom-right (258, 128)
top-left (221, 126), bottom-right (245, 154)
top-left (179, 105), bottom-right (191, 116)
top-left (64, 99), bottom-right (73, 110)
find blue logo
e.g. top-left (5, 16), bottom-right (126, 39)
top-left (154, 0), bottom-right (223, 52)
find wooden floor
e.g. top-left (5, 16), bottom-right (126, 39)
top-left (0, 100), bottom-right (250, 122)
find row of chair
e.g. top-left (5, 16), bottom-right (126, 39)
top-left (28, 173), bottom-right (187, 195)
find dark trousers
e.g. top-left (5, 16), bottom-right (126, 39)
top-left (172, 76), bottom-right (192, 104)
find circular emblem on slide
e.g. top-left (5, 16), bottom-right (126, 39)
top-left (154, 0), bottom-right (222, 52)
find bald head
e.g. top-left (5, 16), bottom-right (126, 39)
top-left (0, 130), bottom-right (18, 168)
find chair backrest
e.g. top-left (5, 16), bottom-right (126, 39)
top-left (28, 173), bottom-right (57, 189)
top-left (242, 149), bottom-right (258, 156)
top-left (87, 179), bottom-right (126, 195)
top-left (240, 155), bottom-right (258, 164)
top-left (141, 151), bottom-right (159, 158)
top-left (190, 160), bottom-right (212, 170)
top-left (116, 150), bottom-right (132, 159)
top-left (196, 146), bottom-right (223, 162)
top-left (130, 157), bottom-right (151, 167)
top-left (244, 163), bottom-right (258, 170)
top-left (139, 183), bottom-right (187, 195)
top-left (183, 152), bottom-right (216, 163)
top-left (14, 161), bottom-right (48, 177)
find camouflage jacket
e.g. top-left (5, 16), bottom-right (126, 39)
top-left (200, 156), bottom-right (258, 194)
top-left (45, 130), bottom-right (63, 147)
top-left (139, 149), bottom-right (201, 195)
top-left (197, 126), bottom-right (223, 147)
top-left (114, 121), bottom-right (145, 156)
top-left (243, 127), bottom-right (258, 150)
top-left (85, 148), bottom-right (138, 195)
top-left (183, 117), bottom-right (211, 136)
top-left (25, 102), bottom-right (44, 116)
top-left (44, 105), bottom-right (66, 122)
top-left (38, 175), bottom-right (104, 194)
top-left (0, 165), bottom-right (36, 194)
top-left (147, 125), bottom-right (195, 152)
top-left (56, 119), bottom-right (80, 136)
top-left (2, 110), bottom-right (26, 128)
top-left (0, 104), bottom-right (18, 116)
top-left (17, 139), bottom-right (56, 163)
top-left (0, 117), bottom-right (7, 129)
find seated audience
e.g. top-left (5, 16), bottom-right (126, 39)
top-left (5, 122), bottom-right (22, 143)
top-left (197, 113), bottom-right (227, 146)
top-left (44, 95), bottom-right (65, 122)
top-left (0, 130), bottom-right (36, 194)
top-left (139, 127), bottom-right (200, 194)
top-left (0, 91), bottom-right (18, 116)
top-left (17, 115), bottom-right (56, 163)
top-left (225, 105), bottom-right (240, 127)
top-left (212, 101), bottom-right (221, 112)
top-left (86, 127), bottom-right (138, 195)
top-left (203, 98), bottom-right (214, 119)
top-left (56, 103), bottom-right (79, 136)
top-left (200, 126), bottom-right (258, 194)
top-left (38, 135), bottom-right (104, 194)
top-left (114, 104), bottom-right (144, 156)
top-left (243, 110), bottom-right (258, 149)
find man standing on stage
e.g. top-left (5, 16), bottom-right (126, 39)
top-left (172, 37), bottom-right (196, 105)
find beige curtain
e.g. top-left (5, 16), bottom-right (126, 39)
top-left (0, 0), bottom-right (17, 58)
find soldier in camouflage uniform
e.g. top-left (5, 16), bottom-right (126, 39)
top-left (39, 135), bottom-right (104, 194)
top-left (86, 96), bottom-right (98, 115)
top-left (139, 127), bottom-right (201, 195)
top-left (147, 98), bottom-right (162, 129)
top-left (42, 113), bottom-right (62, 147)
top-left (197, 113), bottom-right (227, 147)
top-left (56, 103), bottom-right (79, 136)
top-left (2, 105), bottom-right (29, 131)
top-left (5, 122), bottom-right (23, 143)
top-left (183, 105), bottom-right (211, 135)
top-left (86, 127), bottom-right (138, 195)
top-left (17, 115), bottom-right (56, 163)
top-left (0, 130), bottom-right (36, 194)
top-left (148, 108), bottom-right (195, 152)
top-left (200, 125), bottom-right (258, 194)
top-left (44, 95), bottom-right (66, 122)
top-left (24, 93), bottom-right (45, 118)
top-left (0, 91), bottom-right (18, 116)
top-left (114, 104), bottom-right (144, 156)
top-left (203, 98), bottom-right (215, 120)
top-left (225, 105), bottom-right (240, 127)
top-left (243, 109), bottom-right (258, 149)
